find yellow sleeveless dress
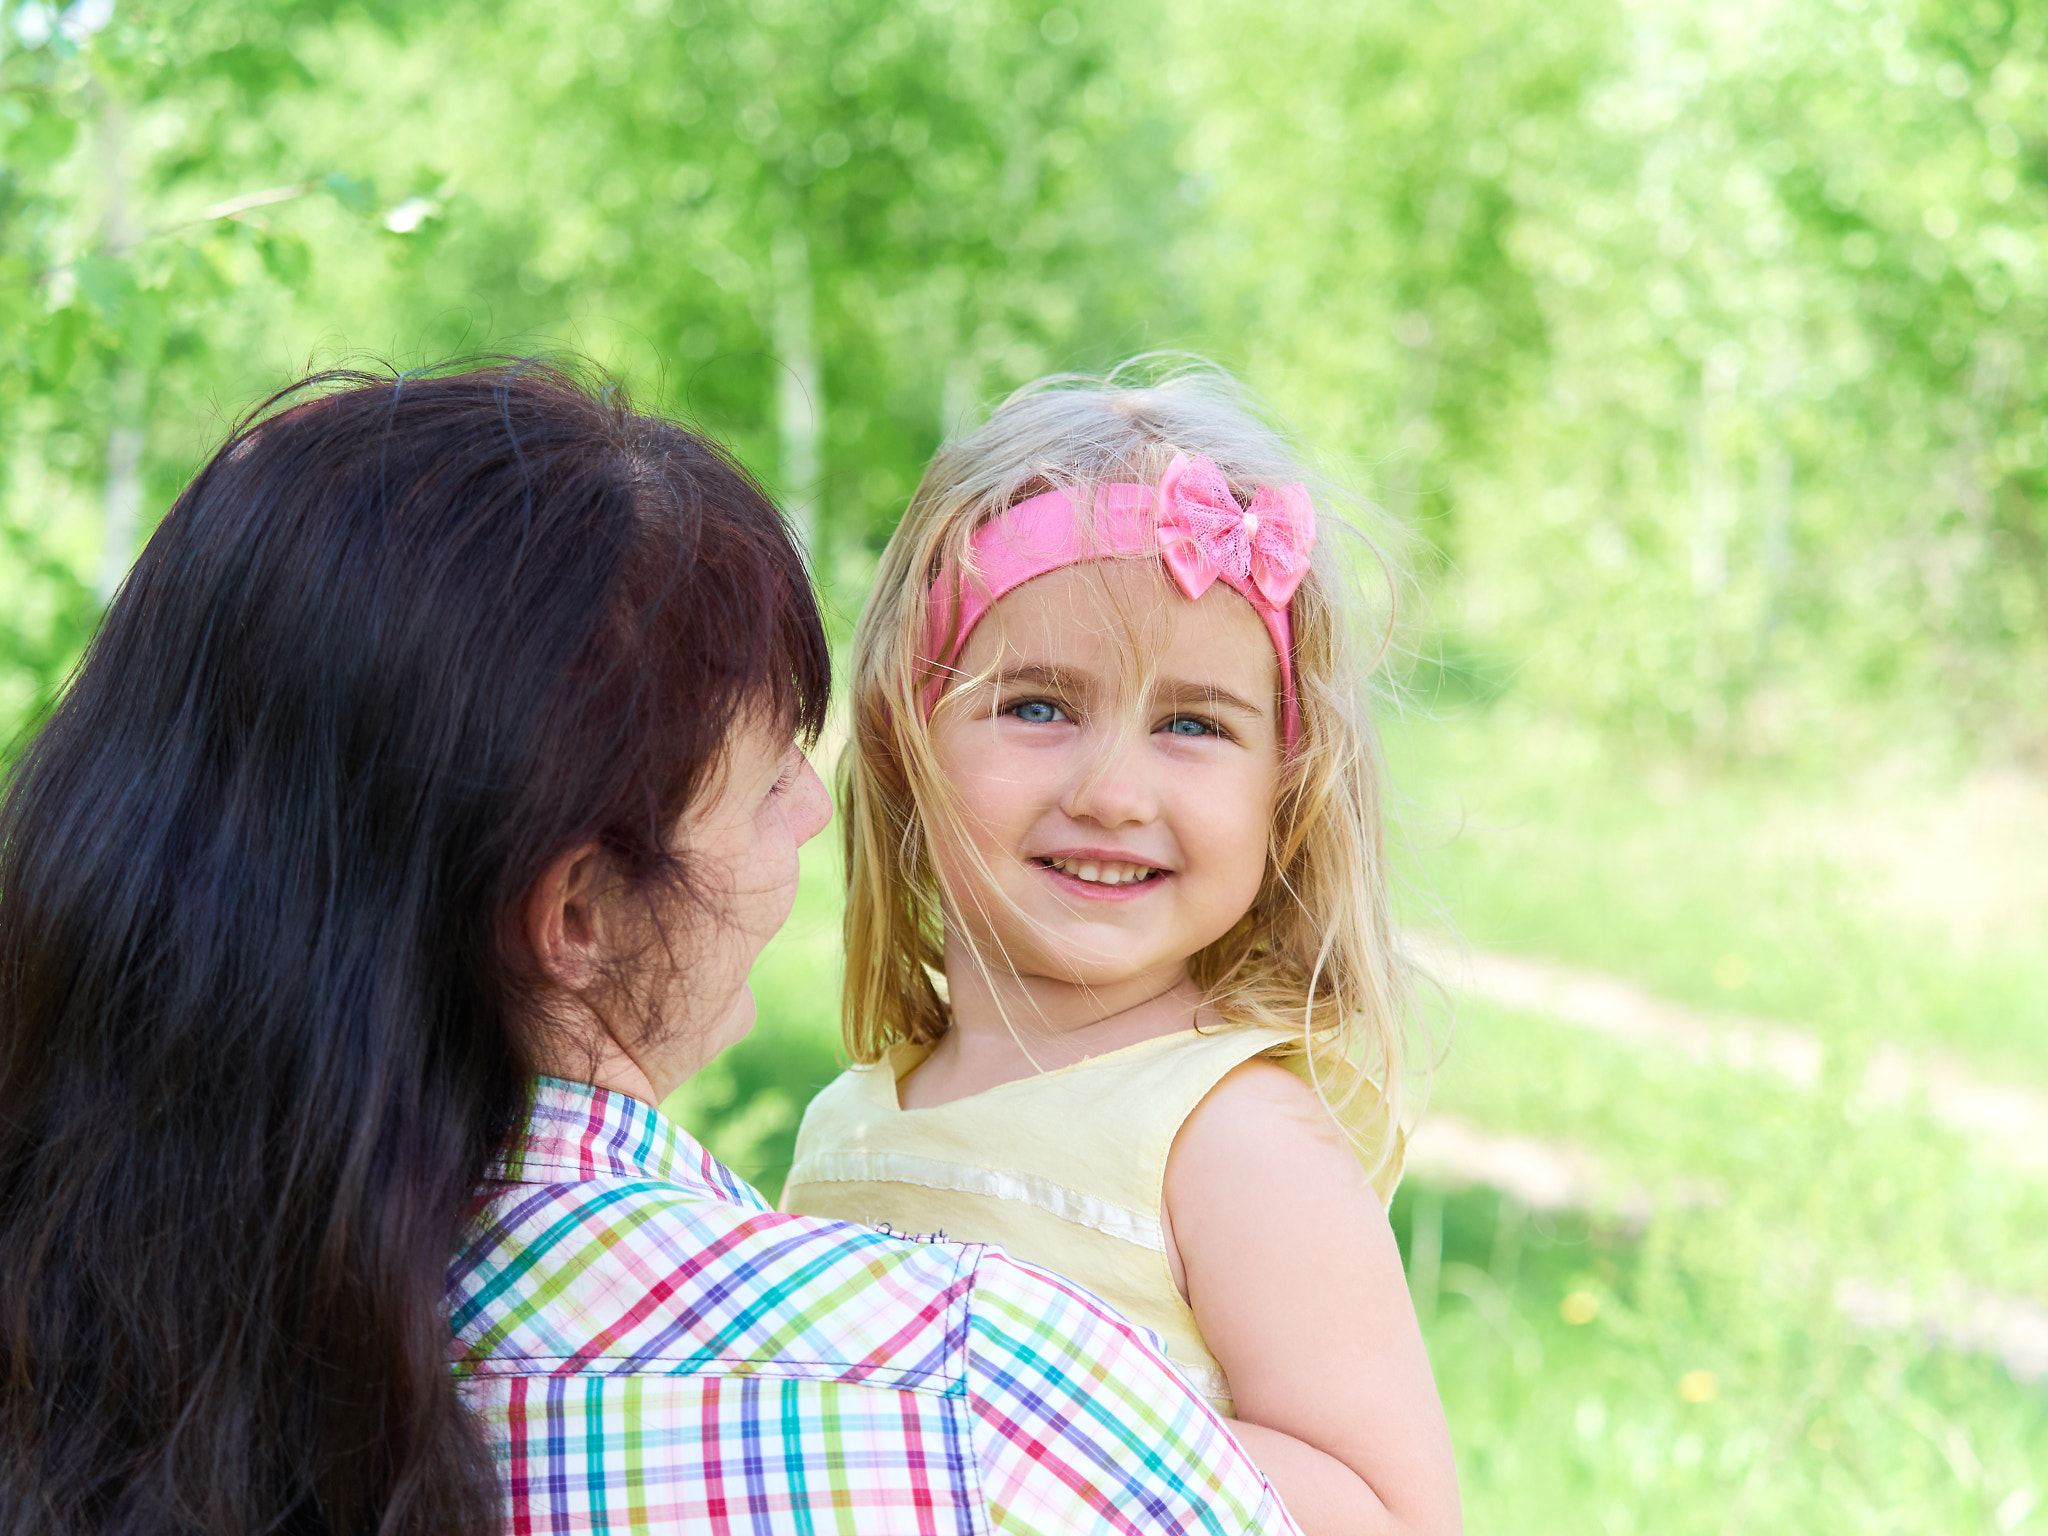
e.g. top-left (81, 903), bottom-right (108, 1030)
top-left (781, 1024), bottom-right (1403, 1416)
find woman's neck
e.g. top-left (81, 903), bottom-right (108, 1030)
top-left (899, 951), bottom-right (1203, 1110)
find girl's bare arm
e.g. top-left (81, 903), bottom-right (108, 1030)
top-left (1163, 1061), bottom-right (1461, 1536)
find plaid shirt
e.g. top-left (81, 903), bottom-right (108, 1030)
top-left (448, 1077), bottom-right (1299, 1535)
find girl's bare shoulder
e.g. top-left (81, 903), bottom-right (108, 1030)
top-left (1168, 1056), bottom-right (1367, 1200)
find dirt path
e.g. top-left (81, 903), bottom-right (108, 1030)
top-left (1404, 932), bottom-right (2048, 1174)
top-left (1397, 937), bottom-right (2048, 1383)
top-left (1403, 1108), bottom-right (2048, 1385)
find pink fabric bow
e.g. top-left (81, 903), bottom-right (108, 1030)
top-left (1154, 453), bottom-right (1316, 612)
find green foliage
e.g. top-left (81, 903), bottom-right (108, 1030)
top-left (9, 0), bottom-right (2048, 750)
top-left (1160, 0), bottom-right (2048, 751)
top-left (0, 510), bottom-right (95, 749)
top-left (255, 0), bottom-right (1204, 560)
top-left (1, 0), bottom-right (412, 740)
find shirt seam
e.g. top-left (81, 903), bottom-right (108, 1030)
top-left (487, 1172), bottom-right (750, 1203)
top-left (452, 1354), bottom-right (966, 1393)
top-left (788, 1151), bottom-right (1166, 1251)
top-left (957, 1253), bottom-right (999, 1536)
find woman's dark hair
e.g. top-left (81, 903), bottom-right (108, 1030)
top-left (0, 361), bottom-right (829, 1535)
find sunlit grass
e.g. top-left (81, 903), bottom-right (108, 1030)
top-left (1432, 996), bottom-right (2048, 1302)
top-left (1388, 706), bottom-right (2048, 1084)
top-left (1400, 1184), bottom-right (2048, 1536)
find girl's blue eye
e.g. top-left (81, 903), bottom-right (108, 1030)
top-left (1010, 700), bottom-right (1066, 724)
top-left (1164, 716), bottom-right (1216, 737)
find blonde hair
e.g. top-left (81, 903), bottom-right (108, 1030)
top-left (841, 358), bottom-right (1415, 1169)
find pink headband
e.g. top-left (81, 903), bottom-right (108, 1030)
top-left (924, 452), bottom-right (1317, 746)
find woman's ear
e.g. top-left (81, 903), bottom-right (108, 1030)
top-left (523, 842), bottom-right (609, 992)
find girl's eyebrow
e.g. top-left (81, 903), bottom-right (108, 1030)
top-left (992, 662), bottom-right (1093, 691)
top-left (1151, 678), bottom-right (1268, 720)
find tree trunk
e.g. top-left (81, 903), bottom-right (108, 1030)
top-left (771, 227), bottom-right (821, 557)
top-left (95, 89), bottom-right (143, 604)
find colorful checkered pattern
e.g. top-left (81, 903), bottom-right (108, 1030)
top-left (449, 1077), bottom-right (1299, 1535)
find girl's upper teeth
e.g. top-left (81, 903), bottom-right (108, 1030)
top-left (1050, 857), bottom-right (1156, 885)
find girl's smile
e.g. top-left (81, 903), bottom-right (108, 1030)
top-left (928, 560), bottom-right (1282, 1003)
top-left (1033, 849), bottom-right (1171, 898)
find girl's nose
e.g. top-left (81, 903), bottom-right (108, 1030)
top-left (1058, 732), bottom-right (1159, 828)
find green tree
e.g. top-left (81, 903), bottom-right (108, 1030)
top-left (1160, 0), bottom-right (2048, 751)
top-left (1, 0), bottom-right (408, 737)
top-left (255, 0), bottom-right (1203, 583)
top-left (6, 0), bottom-right (2048, 752)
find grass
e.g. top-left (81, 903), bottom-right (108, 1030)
top-left (1433, 997), bottom-right (2048, 1301)
top-left (1399, 1184), bottom-right (2048, 1536)
top-left (1387, 704), bottom-right (2048, 1086)
top-left (671, 703), bottom-right (2048, 1534)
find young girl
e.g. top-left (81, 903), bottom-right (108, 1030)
top-left (783, 366), bottom-right (1460, 1536)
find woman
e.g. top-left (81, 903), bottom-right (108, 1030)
top-left (0, 363), bottom-right (1297, 1535)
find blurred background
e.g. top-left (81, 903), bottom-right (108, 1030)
top-left (4, 0), bottom-right (2045, 1528)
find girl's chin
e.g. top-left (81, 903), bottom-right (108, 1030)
top-left (1007, 937), bottom-right (1187, 989)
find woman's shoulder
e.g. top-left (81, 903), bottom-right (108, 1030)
top-left (455, 1181), bottom-right (983, 1383)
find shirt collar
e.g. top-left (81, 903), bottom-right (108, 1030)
top-left (495, 1075), bottom-right (764, 1208)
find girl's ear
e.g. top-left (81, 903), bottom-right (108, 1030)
top-left (523, 842), bottom-right (610, 993)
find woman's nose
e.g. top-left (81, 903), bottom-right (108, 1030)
top-left (793, 755), bottom-right (832, 844)
top-left (1058, 734), bottom-right (1158, 828)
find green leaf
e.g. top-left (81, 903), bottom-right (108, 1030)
top-left (122, 288), bottom-right (167, 370)
top-left (321, 172), bottom-right (377, 214)
top-left (29, 303), bottom-right (85, 388)
top-left (71, 256), bottom-right (137, 326)
top-left (10, 107), bottom-right (78, 169)
top-left (256, 229), bottom-right (311, 288)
